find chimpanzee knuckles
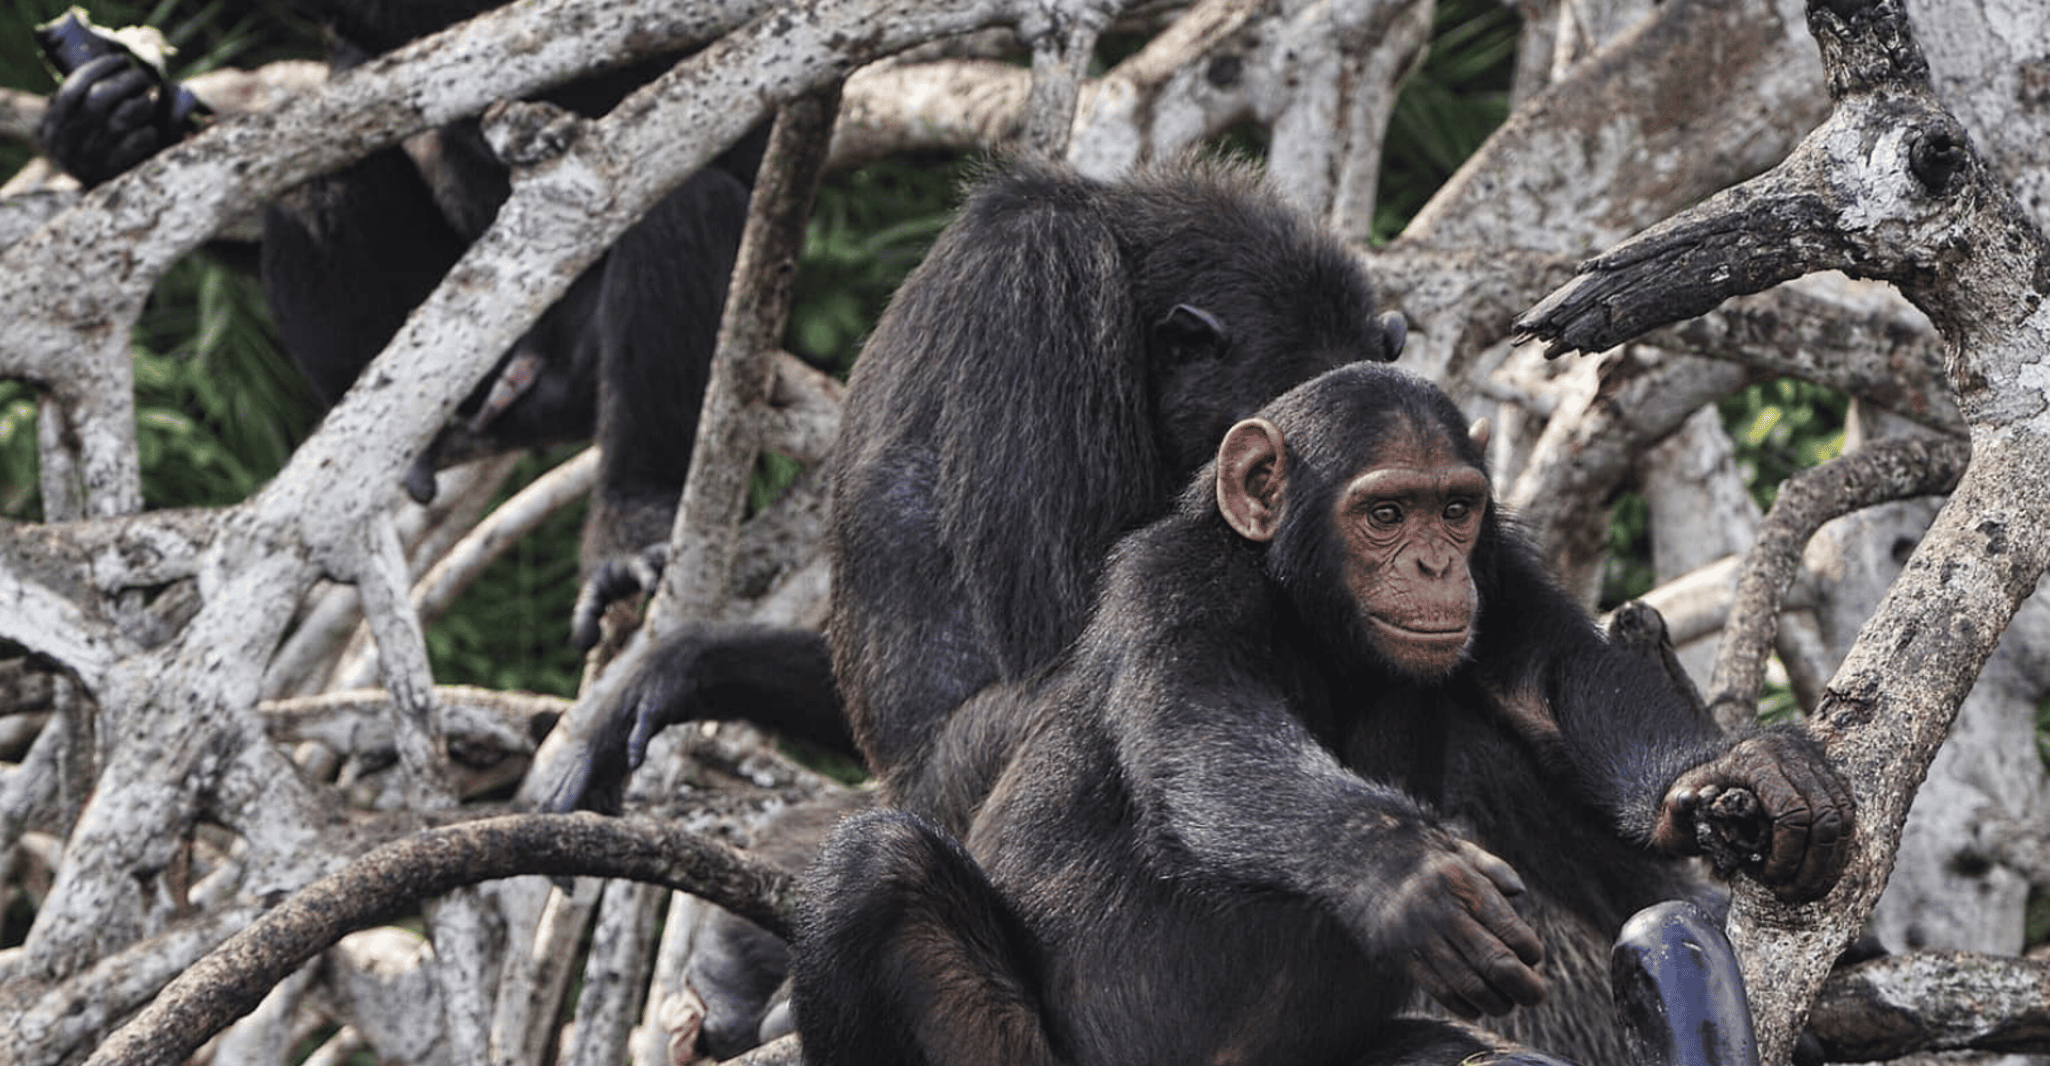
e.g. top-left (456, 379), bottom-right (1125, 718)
top-left (40, 54), bottom-right (165, 186)
top-left (1654, 728), bottom-right (1853, 903)
top-left (1399, 840), bottom-right (1547, 1019)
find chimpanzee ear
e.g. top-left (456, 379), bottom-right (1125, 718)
top-left (1155, 303), bottom-right (1229, 362)
top-left (1378, 310), bottom-right (1407, 361)
top-left (1216, 417), bottom-right (1288, 542)
top-left (1468, 416), bottom-right (1491, 455)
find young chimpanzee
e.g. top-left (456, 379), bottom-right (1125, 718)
top-left (35, 3), bottom-right (763, 635)
top-left (790, 363), bottom-right (1855, 1066)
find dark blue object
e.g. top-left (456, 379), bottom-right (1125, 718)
top-left (1612, 900), bottom-right (1762, 1066)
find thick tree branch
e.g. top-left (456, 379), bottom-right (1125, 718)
top-left (1805, 951), bottom-right (2050, 1060)
top-left (1644, 275), bottom-right (1961, 434)
top-left (79, 812), bottom-right (796, 1066)
top-left (1503, 347), bottom-right (1752, 600)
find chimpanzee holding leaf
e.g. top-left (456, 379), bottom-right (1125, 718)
top-left (791, 362), bottom-right (1854, 1066)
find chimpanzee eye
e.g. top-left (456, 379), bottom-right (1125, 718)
top-left (1369, 503), bottom-right (1403, 526)
top-left (1444, 500), bottom-right (1471, 522)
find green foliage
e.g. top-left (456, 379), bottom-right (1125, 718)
top-left (2030, 885), bottom-right (2050, 950)
top-left (2038, 693), bottom-right (2050, 773)
top-left (1375, 0), bottom-right (1519, 241)
top-left (0, 381), bottom-right (36, 518)
top-left (0, 249), bottom-right (317, 520)
top-left (426, 447), bottom-right (590, 699)
top-left (132, 251), bottom-right (321, 508)
top-left (1717, 379), bottom-right (1849, 512)
top-left (786, 157), bottom-right (966, 377)
top-left (1600, 490), bottom-right (1654, 608)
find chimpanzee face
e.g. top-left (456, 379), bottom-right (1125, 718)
top-left (1330, 426), bottom-right (1488, 680)
top-left (1216, 407), bottom-right (1490, 681)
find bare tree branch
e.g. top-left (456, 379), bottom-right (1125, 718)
top-left (1517, 0), bottom-right (2050, 1059)
top-left (1708, 436), bottom-right (1970, 730)
top-left (1805, 951), bottom-right (2050, 1060)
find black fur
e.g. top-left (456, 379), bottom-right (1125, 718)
top-left (552, 158), bottom-right (1403, 1060)
top-left (792, 364), bottom-right (1852, 1066)
top-left (828, 156), bottom-right (1400, 800)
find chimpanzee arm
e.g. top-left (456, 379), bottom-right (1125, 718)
top-left (1084, 518), bottom-right (1548, 1020)
top-left (1475, 537), bottom-right (1853, 902)
top-left (544, 622), bottom-right (850, 814)
top-left (1107, 654), bottom-right (1548, 1019)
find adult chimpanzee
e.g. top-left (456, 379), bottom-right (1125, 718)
top-left (35, 4), bottom-right (762, 632)
top-left (789, 363), bottom-right (1855, 1066)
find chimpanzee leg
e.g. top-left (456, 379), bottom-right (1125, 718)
top-left (261, 149), bottom-right (470, 406)
top-left (790, 810), bottom-right (1061, 1066)
top-left (576, 165), bottom-right (752, 597)
top-left (1611, 900), bottom-right (1762, 1066)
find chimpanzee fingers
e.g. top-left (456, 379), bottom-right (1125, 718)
top-left (625, 682), bottom-right (676, 771)
top-left (1765, 794), bottom-right (1853, 903)
top-left (1454, 838), bottom-right (1528, 899)
top-left (1411, 920), bottom-right (1547, 1018)
top-left (40, 55), bottom-right (148, 182)
top-left (55, 54), bottom-right (144, 120)
top-left (105, 124), bottom-right (165, 177)
top-left (1722, 741), bottom-right (1850, 900)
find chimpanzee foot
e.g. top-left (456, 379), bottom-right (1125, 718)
top-left (1611, 900), bottom-right (1761, 1066)
top-left (570, 543), bottom-right (669, 650)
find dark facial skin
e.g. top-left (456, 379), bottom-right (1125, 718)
top-left (1334, 432), bottom-right (1489, 679)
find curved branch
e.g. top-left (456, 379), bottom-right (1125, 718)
top-left (1503, 348), bottom-right (1751, 601)
top-left (1707, 436), bottom-right (1969, 729)
top-left (1642, 278), bottom-right (1960, 433)
top-left (80, 813), bottom-right (796, 1066)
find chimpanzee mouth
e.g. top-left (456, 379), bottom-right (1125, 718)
top-left (1370, 617), bottom-right (1471, 645)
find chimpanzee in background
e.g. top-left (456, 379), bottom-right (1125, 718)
top-left (35, 1), bottom-right (764, 633)
top-left (792, 362), bottom-right (1856, 1066)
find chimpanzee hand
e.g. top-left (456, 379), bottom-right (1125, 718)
top-left (540, 641), bottom-right (687, 815)
top-left (1653, 725), bottom-right (1854, 904)
top-left (38, 53), bottom-right (177, 187)
top-left (1381, 837), bottom-right (1548, 1019)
